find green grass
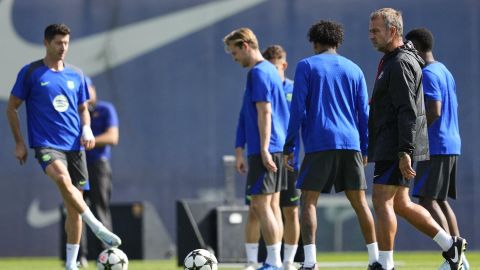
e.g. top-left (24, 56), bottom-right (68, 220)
top-left (0, 251), bottom-right (478, 270)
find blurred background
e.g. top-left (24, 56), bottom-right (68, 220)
top-left (0, 0), bottom-right (478, 259)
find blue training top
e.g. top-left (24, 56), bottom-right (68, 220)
top-left (86, 100), bottom-right (119, 162)
top-left (235, 61), bottom-right (289, 156)
top-left (11, 60), bottom-right (89, 151)
top-left (283, 78), bottom-right (301, 170)
top-left (285, 54), bottom-right (368, 155)
top-left (423, 62), bottom-right (461, 155)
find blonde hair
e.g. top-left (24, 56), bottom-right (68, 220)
top-left (370, 8), bottom-right (403, 37)
top-left (223, 27), bottom-right (259, 50)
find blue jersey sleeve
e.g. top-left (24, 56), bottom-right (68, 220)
top-left (11, 65), bottom-right (31, 100)
top-left (77, 76), bottom-right (90, 104)
top-left (250, 68), bottom-right (271, 103)
top-left (355, 72), bottom-right (369, 156)
top-left (284, 60), bottom-right (309, 154)
top-left (422, 69), bottom-right (442, 101)
top-left (105, 103), bottom-right (119, 127)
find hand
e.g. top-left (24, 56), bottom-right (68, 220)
top-left (284, 153), bottom-right (294, 172)
top-left (362, 156), bottom-right (368, 167)
top-left (81, 125), bottom-right (96, 150)
top-left (261, 150), bottom-right (277, 172)
top-left (236, 155), bottom-right (247, 174)
top-left (398, 154), bottom-right (415, 180)
top-left (15, 142), bottom-right (28, 165)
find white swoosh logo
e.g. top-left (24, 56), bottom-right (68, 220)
top-left (451, 246), bottom-right (459, 263)
top-left (0, 0), bottom-right (265, 100)
top-left (26, 198), bottom-right (61, 228)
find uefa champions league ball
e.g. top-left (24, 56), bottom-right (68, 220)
top-left (97, 247), bottom-right (128, 270)
top-left (184, 249), bottom-right (218, 270)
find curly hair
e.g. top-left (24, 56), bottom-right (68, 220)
top-left (405, 28), bottom-right (434, 52)
top-left (44, 23), bottom-right (70, 42)
top-left (308, 20), bottom-right (344, 47)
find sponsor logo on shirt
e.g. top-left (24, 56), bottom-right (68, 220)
top-left (53, 94), bottom-right (69, 112)
top-left (40, 81), bottom-right (50, 86)
top-left (286, 93), bottom-right (293, 102)
top-left (377, 71), bottom-right (384, 80)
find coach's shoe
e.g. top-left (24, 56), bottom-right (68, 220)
top-left (257, 263), bottom-right (282, 270)
top-left (298, 264), bottom-right (318, 270)
top-left (442, 236), bottom-right (467, 270)
top-left (368, 262), bottom-right (394, 270)
top-left (95, 226), bottom-right (122, 247)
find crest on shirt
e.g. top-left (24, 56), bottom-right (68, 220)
top-left (67, 80), bottom-right (75, 90)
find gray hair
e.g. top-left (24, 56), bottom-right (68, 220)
top-left (370, 8), bottom-right (403, 37)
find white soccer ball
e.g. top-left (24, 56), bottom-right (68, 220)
top-left (184, 248), bottom-right (218, 270)
top-left (97, 247), bottom-right (129, 270)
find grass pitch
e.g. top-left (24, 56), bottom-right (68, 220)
top-left (0, 251), bottom-right (478, 269)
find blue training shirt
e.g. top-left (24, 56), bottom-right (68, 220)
top-left (11, 60), bottom-right (89, 151)
top-left (285, 54), bottom-right (368, 155)
top-left (235, 61), bottom-right (289, 156)
top-left (423, 62), bottom-right (461, 155)
top-left (283, 78), bottom-right (301, 170)
top-left (86, 100), bottom-right (119, 162)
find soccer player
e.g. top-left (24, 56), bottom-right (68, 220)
top-left (6, 24), bottom-right (121, 270)
top-left (236, 45), bottom-right (299, 270)
top-left (283, 20), bottom-right (378, 270)
top-left (78, 77), bottom-right (120, 266)
top-left (226, 27), bottom-right (289, 270)
top-left (368, 8), bottom-right (466, 270)
top-left (405, 28), bottom-right (470, 270)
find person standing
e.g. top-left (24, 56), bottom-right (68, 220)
top-left (368, 8), bottom-right (466, 270)
top-left (78, 77), bottom-right (120, 266)
top-left (283, 20), bottom-right (378, 270)
top-left (405, 27), bottom-right (469, 270)
top-left (226, 27), bottom-right (289, 270)
top-left (262, 45), bottom-right (301, 270)
top-left (6, 23), bottom-right (121, 270)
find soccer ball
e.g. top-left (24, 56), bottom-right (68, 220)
top-left (184, 249), bottom-right (218, 270)
top-left (97, 247), bottom-right (128, 270)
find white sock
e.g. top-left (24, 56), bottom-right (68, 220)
top-left (283, 244), bottom-right (298, 263)
top-left (303, 244), bottom-right (317, 267)
top-left (265, 242), bottom-right (282, 267)
top-left (366, 242), bottom-right (379, 264)
top-left (81, 208), bottom-right (103, 233)
top-left (433, 230), bottom-right (453, 251)
top-left (245, 243), bottom-right (259, 264)
top-left (378, 250), bottom-right (394, 270)
top-left (66, 244), bottom-right (80, 268)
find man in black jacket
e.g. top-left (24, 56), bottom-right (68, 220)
top-left (367, 8), bottom-right (467, 270)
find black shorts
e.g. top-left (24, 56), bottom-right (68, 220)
top-left (373, 160), bottom-right (410, 187)
top-left (280, 170), bottom-right (301, 207)
top-left (296, 150), bottom-right (366, 193)
top-left (412, 155), bottom-right (457, 200)
top-left (246, 152), bottom-right (286, 197)
top-left (34, 147), bottom-right (90, 190)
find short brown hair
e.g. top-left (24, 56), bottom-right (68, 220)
top-left (223, 27), bottom-right (259, 50)
top-left (262, 45), bottom-right (286, 61)
top-left (44, 23), bottom-right (71, 42)
top-left (370, 8), bottom-right (403, 37)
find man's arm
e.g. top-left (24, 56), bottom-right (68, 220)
top-left (426, 100), bottom-right (441, 127)
top-left (6, 95), bottom-right (28, 164)
top-left (256, 101), bottom-right (277, 172)
top-left (78, 102), bottom-right (95, 150)
top-left (94, 127), bottom-right (119, 147)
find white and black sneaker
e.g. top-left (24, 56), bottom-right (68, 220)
top-left (442, 236), bottom-right (467, 270)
